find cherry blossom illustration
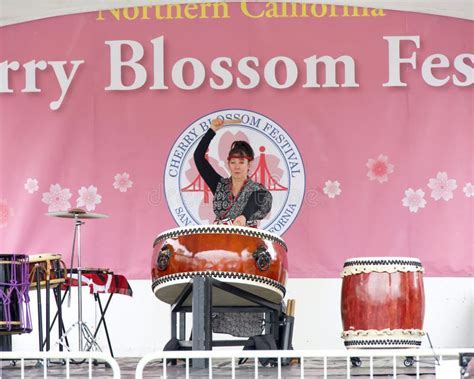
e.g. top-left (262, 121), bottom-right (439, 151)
top-left (427, 172), bottom-right (457, 201)
top-left (402, 188), bottom-right (427, 213)
top-left (24, 178), bottom-right (39, 194)
top-left (181, 129), bottom-right (287, 224)
top-left (77, 185), bottom-right (102, 212)
top-left (182, 130), bottom-right (245, 223)
top-left (217, 131), bottom-right (285, 184)
top-left (113, 172), bottom-right (133, 193)
top-left (366, 154), bottom-right (394, 183)
top-left (182, 151), bottom-right (224, 223)
top-left (218, 130), bottom-right (286, 203)
top-left (323, 180), bottom-right (342, 199)
top-left (217, 130), bottom-right (250, 165)
top-left (0, 199), bottom-right (13, 228)
top-left (463, 183), bottom-right (474, 198)
top-left (198, 196), bottom-right (217, 223)
top-left (42, 184), bottom-right (72, 212)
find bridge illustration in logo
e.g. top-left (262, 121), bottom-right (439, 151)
top-left (164, 109), bottom-right (305, 234)
top-left (181, 146), bottom-right (288, 204)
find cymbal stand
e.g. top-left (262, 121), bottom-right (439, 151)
top-left (58, 214), bottom-right (101, 352)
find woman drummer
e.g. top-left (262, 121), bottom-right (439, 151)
top-left (193, 118), bottom-right (273, 338)
top-left (194, 118), bottom-right (272, 227)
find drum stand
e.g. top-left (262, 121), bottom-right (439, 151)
top-left (58, 214), bottom-right (101, 353)
top-left (168, 276), bottom-right (294, 368)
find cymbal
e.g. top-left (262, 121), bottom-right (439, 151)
top-left (46, 208), bottom-right (108, 219)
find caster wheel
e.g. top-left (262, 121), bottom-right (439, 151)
top-left (351, 357), bottom-right (362, 367)
top-left (404, 357), bottom-right (415, 367)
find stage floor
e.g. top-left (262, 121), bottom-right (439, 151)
top-left (0, 356), bottom-right (439, 378)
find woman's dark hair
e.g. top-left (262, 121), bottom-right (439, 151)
top-left (228, 141), bottom-right (254, 161)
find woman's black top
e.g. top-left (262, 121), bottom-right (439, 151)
top-left (193, 129), bottom-right (272, 224)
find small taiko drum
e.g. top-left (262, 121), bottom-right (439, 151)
top-left (151, 225), bottom-right (288, 306)
top-left (28, 254), bottom-right (67, 290)
top-left (0, 254), bottom-right (32, 334)
top-left (340, 257), bottom-right (425, 348)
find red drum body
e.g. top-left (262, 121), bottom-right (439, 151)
top-left (341, 257), bottom-right (425, 349)
top-left (151, 225), bottom-right (288, 306)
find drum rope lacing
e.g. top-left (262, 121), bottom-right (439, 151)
top-left (152, 270), bottom-right (286, 297)
top-left (0, 254), bottom-right (31, 331)
top-left (341, 258), bottom-right (424, 276)
top-left (342, 329), bottom-right (424, 347)
top-left (344, 339), bottom-right (422, 347)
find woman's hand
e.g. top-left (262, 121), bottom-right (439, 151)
top-left (233, 215), bottom-right (247, 226)
top-left (210, 118), bottom-right (224, 132)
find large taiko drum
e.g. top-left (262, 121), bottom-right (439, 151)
top-left (340, 257), bottom-right (425, 349)
top-left (151, 225), bottom-right (288, 306)
top-left (0, 254), bottom-right (32, 334)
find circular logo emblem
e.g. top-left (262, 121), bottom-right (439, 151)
top-left (164, 109), bottom-right (305, 235)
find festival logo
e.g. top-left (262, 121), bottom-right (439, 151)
top-left (164, 109), bottom-right (305, 235)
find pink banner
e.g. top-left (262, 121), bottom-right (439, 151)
top-left (0, 4), bottom-right (472, 278)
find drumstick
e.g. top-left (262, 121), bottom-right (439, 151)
top-left (287, 299), bottom-right (295, 316)
top-left (222, 119), bottom-right (242, 125)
